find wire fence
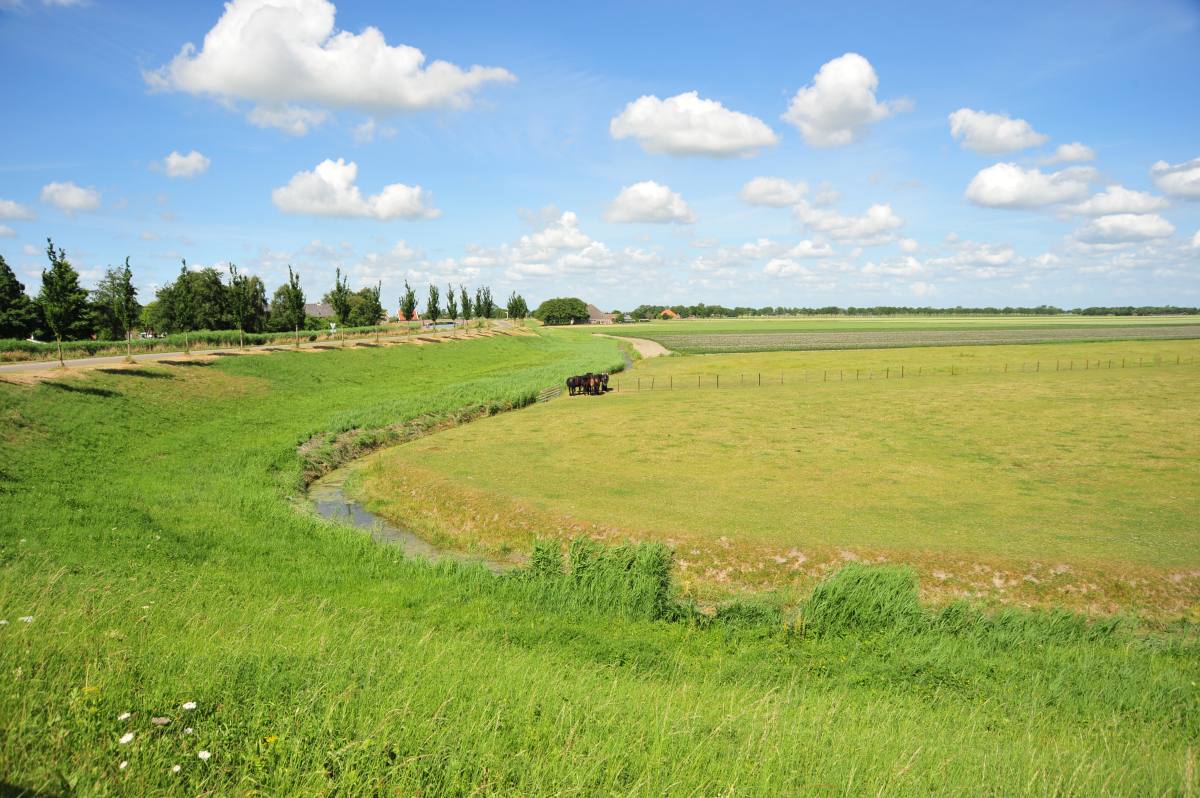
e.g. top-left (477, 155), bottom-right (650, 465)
top-left (608, 354), bottom-right (1198, 393)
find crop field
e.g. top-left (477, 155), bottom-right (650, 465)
top-left (2, 330), bottom-right (1199, 795)
top-left (598, 316), bottom-right (1200, 354)
top-left (355, 338), bottom-right (1200, 615)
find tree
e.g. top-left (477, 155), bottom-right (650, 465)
top-left (37, 238), bottom-right (90, 366)
top-left (506, 291), bottom-right (528, 325)
top-left (399, 280), bottom-right (417, 324)
top-left (532, 297), bottom-right (588, 326)
top-left (426, 283), bottom-right (440, 325)
top-left (228, 264), bottom-right (268, 348)
top-left (459, 285), bottom-right (472, 322)
top-left (0, 254), bottom-right (39, 339)
top-left (281, 266), bottom-right (306, 347)
top-left (610, 309), bottom-right (624, 324)
top-left (445, 284), bottom-right (458, 327)
top-left (111, 258), bottom-right (139, 360)
top-left (328, 268), bottom-right (352, 326)
top-left (475, 286), bottom-right (494, 321)
top-left (171, 261), bottom-right (197, 353)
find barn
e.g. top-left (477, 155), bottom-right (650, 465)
top-left (586, 304), bottom-right (614, 324)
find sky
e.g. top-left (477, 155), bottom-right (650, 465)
top-left (1, 0), bottom-right (1198, 312)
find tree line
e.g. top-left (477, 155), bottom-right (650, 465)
top-left (625, 303), bottom-right (1200, 320)
top-left (0, 238), bottom-right (526, 364)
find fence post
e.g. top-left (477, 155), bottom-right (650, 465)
top-left (637, 377), bottom-right (641, 391)
top-left (824, 370), bottom-right (827, 382)
top-left (698, 375), bottom-right (701, 388)
top-left (856, 369), bottom-right (860, 381)
top-left (716, 374), bottom-right (720, 389)
top-left (901, 365), bottom-right (905, 378)
top-left (886, 367), bottom-right (890, 379)
top-left (758, 372), bottom-right (761, 386)
top-left (840, 371), bottom-right (844, 381)
top-left (670, 375), bottom-right (673, 390)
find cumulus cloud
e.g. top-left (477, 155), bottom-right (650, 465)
top-left (40, 181), bottom-right (101, 214)
top-left (1193, 229), bottom-right (1200, 248)
top-left (271, 158), bottom-right (439, 220)
top-left (863, 256), bottom-right (924, 277)
top-left (162, 150), bottom-right (211, 178)
top-left (782, 53), bottom-right (910, 147)
top-left (604, 181), bottom-right (694, 224)
top-left (1043, 142), bottom-right (1095, 164)
top-left (1073, 213), bottom-right (1175, 244)
top-left (793, 200), bottom-right (903, 244)
top-left (965, 163), bottom-right (1095, 208)
top-left (1150, 158), bottom-right (1200, 198)
top-left (247, 105), bottom-right (329, 136)
top-left (610, 91), bottom-right (778, 157)
top-left (145, 0), bottom-right (514, 133)
top-left (740, 176), bottom-right (807, 207)
top-left (927, 240), bottom-right (1019, 277)
top-left (0, 225), bottom-right (15, 238)
top-left (897, 238), bottom-right (919, 253)
top-left (0, 199), bottom-right (36, 220)
top-left (947, 108), bottom-right (1048, 154)
top-left (1067, 185), bottom-right (1169, 216)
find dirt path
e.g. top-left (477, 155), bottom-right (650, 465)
top-left (594, 334), bottom-right (671, 359)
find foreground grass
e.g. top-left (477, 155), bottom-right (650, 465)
top-left (1, 332), bottom-right (1198, 795)
top-left (357, 340), bottom-right (1200, 614)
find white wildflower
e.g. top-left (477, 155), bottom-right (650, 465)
top-left (181, 701), bottom-right (197, 710)
top-left (118, 712), bottom-right (131, 721)
top-left (0, 620), bottom-right (7, 625)
top-left (119, 760), bottom-right (128, 770)
top-left (184, 727), bottom-right (194, 735)
top-left (18, 616), bottom-right (33, 623)
top-left (119, 732), bottom-right (134, 745)
top-left (171, 764), bottom-right (181, 774)
top-left (197, 750), bottom-right (211, 761)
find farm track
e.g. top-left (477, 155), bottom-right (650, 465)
top-left (644, 324), bottom-right (1200, 353)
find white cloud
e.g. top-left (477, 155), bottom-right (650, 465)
top-left (1073, 213), bottom-right (1175, 244)
top-left (1043, 142), bottom-right (1095, 164)
top-left (927, 240), bottom-right (1019, 277)
top-left (40, 181), bottom-right (101, 214)
top-left (353, 118), bottom-right (396, 143)
top-left (0, 225), bottom-right (14, 238)
top-left (786, 240), bottom-right (835, 258)
top-left (1192, 229), bottom-right (1200, 248)
top-left (763, 258), bottom-right (815, 277)
top-left (793, 200), bottom-right (903, 244)
top-left (139, 230), bottom-right (158, 241)
top-left (1150, 158), bottom-right (1200, 198)
top-left (0, 199), bottom-right (36, 220)
top-left (740, 177), bottom-right (807, 207)
top-left (1067, 185), bottom-right (1169, 215)
top-left (271, 158), bottom-right (439, 220)
top-left (162, 150), bottom-right (211, 178)
top-left (604, 181), bottom-right (694, 224)
top-left (813, 181), bottom-right (840, 207)
top-left (145, 0), bottom-right (515, 133)
top-left (782, 53), bottom-right (910, 147)
top-left (910, 281), bottom-right (937, 297)
top-left (965, 163), bottom-right (1095, 208)
top-left (610, 91), bottom-right (778, 157)
top-left (863, 256), bottom-right (924, 277)
top-left (897, 237), bottom-right (919, 253)
top-left (247, 105), bottom-right (330, 136)
top-left (947, 108), bottom-right (1048, 154)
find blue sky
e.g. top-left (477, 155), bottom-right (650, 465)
top-left (1, 0), bottom-right (1198, 311)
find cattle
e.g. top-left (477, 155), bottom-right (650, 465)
top-left (565, 372), bottom-right (610, 396)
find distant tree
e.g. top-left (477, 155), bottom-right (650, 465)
top-left (459, 285), bottom-right (472, 322)
top-left (189, 267), bottom-right (231, 330)
top-left (426, 283), bottom-right (440, 325)
top-left (327, 267), bottom-right (352, 326)
top-left (532, 297), bottom-right (588, 326)
top-left (171, 261), bottom-right (197, 352)
top-left (0, 254), bottom-right (39, 339)
top-left (610, 309), bottom-right (623, 324)
top-left (506, 291), bottom-right (528, 325)
top-left (445, 284), bottom-right (458, 326)
top-left (399, 280), bottom-right (418, 323)
top-left (228, 264), bottom-right (266, 348)
top-left (37, 238), bottom-right (90, 366)
top-left (111, 258), bottom-right (139, 360)
top-left (281, 266), bottom-right (306, 347)
top-left (476, 286), bottom-right (494, 321)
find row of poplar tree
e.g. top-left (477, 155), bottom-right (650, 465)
top-left (0, 238), bottom-right (529, 361)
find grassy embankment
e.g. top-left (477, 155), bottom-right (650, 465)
top-left (1, 329), bottom-right (1197, 795)
top-left (356, 339), bottom-right (1200, 615)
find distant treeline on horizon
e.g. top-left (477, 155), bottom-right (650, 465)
top-left (625, 304), bottom-right (1199, 320)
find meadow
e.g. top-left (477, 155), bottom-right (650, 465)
top-left (356, 338), bottom-right (1200, 615)
top-left (599, 314), bottom-right (1200, 353)
top-left (1, 329), bottom-right (1198, 795)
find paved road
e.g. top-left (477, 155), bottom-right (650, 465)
top-left (0, 324), bottom-right (515, 376)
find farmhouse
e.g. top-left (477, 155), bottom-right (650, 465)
top-left (305, 302), bottom-right (334, 319)
top-left (586, 303), bottom-right (614, 324)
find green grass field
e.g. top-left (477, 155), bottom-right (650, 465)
top-left (2, 330), bottom-right (1198, 795)
top-left (356, 339), bottom-right (1200, 615)
top-left (596, 315), bottom-right (1200, 353)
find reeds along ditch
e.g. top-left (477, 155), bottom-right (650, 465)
top-left (511, 540), bottom-right (1140, 647)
